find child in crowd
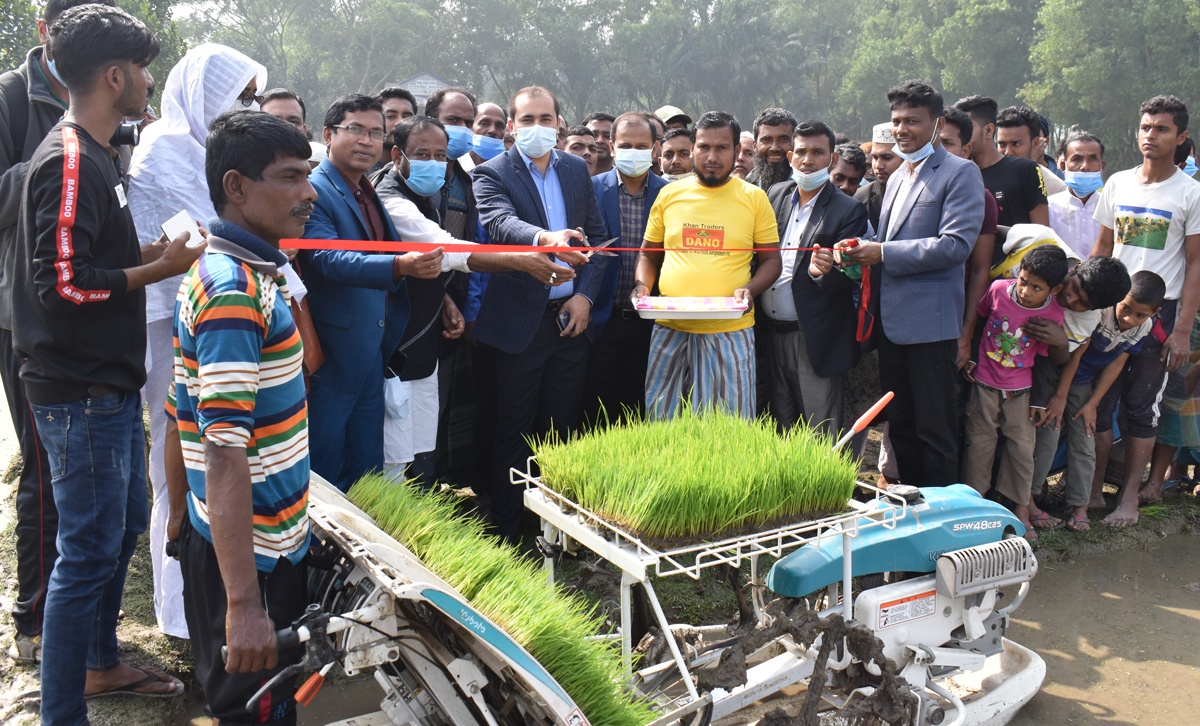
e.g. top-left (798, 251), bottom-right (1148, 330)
top-left (1070, 272), bottom-right (1165, 529)
top-left (1024, 256), bottom-right (1132, 530)
top-left (965, 245), bottom-right (1068, 539)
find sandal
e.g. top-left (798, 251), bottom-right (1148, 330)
top-left (1022, 528), bottom-right (1039, 543)
top-left (1028, 511), bottom-right (1064, 530)
top-left (85, 666), bottom-right (184, 700)
top-left (1064, 513), bottom-right (1091, 533)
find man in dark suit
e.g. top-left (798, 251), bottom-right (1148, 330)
top-left (303, 93), bottom-right (443, 492)
top-left (762, 121), bottom-right (869, 436)
top-left (838, 81), bottom-right (985, 486)
top-left (472, 85), bottom-right (606, 540)
top-left (584, 112), bottom-right (668, 424)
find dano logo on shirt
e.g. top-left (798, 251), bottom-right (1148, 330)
top-left (681, 225), bottom-right (726, 252)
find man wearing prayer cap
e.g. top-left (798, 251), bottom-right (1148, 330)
top-left (854, 122), bottom-right (903, 230)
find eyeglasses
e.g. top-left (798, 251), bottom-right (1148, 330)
top-left (331, 124), bottom-right (386, 143)
top-left (237, 92), bottom-right (264, 107)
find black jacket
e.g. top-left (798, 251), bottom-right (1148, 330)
top-left (853, 178), bottom-right (886, 232)
top-left (766, 181), bottom-right (869, 378)
top-left (14, 122), bottom-right (145, 404)
top-left (0, 47), bottom-right (68, 330)
top-left (375, 167), bottom-right (453, 381)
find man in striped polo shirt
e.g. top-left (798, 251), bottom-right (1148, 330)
top-left (169, 111), bottom-right (316, 726)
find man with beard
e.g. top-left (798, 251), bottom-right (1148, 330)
top-left (634, 111), bottom-right (782, 419)
top-left (746, 107), bottom-right (797, 191)
top-left (854, 123), bottom-right (902, 230)
top-left (660, 127), bottom-right (693, 182)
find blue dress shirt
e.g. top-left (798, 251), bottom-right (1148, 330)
top-left (516, 145), bottom-right (573, 299)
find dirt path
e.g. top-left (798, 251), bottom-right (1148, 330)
top-left (1008, 534), bottom-right (1200, 725)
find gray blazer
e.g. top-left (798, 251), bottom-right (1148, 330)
top-left (872, 145), bottom-right (984, 345)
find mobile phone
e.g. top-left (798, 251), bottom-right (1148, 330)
top-left (161, 209), bottom-right (204, 248)
top-left (556, 310), bottom-right (571, 333)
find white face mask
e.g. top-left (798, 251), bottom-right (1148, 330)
top-left (614, 148), bottom-right (653, 177)
top-left (515, 124), bottom-right (558, 158)
top-left (231, 99), bottom-right (260, 114)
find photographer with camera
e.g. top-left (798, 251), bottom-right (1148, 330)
top-left (11, 6), bottom-right (204, 722)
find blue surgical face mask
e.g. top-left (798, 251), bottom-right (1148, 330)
top-left (1184, 155), bottom-right (1198, 177)
top-left (47, 57), bottom-right (66, 86)
top-left (891, 121), bottom-right (940, 164)
top-left (473, 134), bottom-right (505, 160)
top-left (1063, 170), bottom-right (1104, 196)
top-left (614, 148), bottom-right (653, 177)
top-left (792, 166), bottom-right (830, 192)
top-left (444, 125), bottom-right (473, 160)
top-left (403, 153), bottom-right (448, 196)
top-left (515, 124), bottom-right (558, 159)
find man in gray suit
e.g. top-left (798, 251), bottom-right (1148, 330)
top-left (838, 80), bottom-right (985, 486)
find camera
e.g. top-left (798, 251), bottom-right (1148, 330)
top-left (110, 121), bottom-right (140, 148)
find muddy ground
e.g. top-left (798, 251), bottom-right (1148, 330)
top-left (0, 423), bottom-right (1197, 725)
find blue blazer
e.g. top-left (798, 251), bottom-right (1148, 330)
top-left (590, 168), bottom-right (668, 338)
top-left (472, 147), bottom-right (608, 354)
top-left (872, 145), bottom-right (985, 346)
top-left (301, 158), bottom-right (409, 393)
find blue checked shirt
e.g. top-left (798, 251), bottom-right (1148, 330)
top-left (614, 180), bottom-right (648, 309)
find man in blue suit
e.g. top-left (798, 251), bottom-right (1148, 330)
top-left (838, 80), bottom-right (985, 486)
top-left (303, 93), bottom-right (443, 492)
top-left (584, 112), bottom-right (668, 424)
top-left (472, 85), bottom-right (606, 540)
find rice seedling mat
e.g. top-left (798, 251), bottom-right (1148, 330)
top-left (516, 461), bottom-right (910, 583)
top-left (518, 463), bottom-right (911, 689)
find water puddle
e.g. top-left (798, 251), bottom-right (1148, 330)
top-left (1007, 534), bottom-right (1200, 725)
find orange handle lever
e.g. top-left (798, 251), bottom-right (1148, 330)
top-left (852, 391), bottom-right (894, 433)
top-left (296, 663), bottom-right (332, 707)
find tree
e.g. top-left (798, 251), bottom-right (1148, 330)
top-left (0, 0), bottom-right (37, 71)
top-left (1024, 0), bottom-right (1200, 170)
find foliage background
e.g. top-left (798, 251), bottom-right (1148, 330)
top-left (3, 0), bottom-right (1198, 171)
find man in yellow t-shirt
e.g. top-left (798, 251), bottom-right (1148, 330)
top-left (633, 111), bottom-right (781, 419)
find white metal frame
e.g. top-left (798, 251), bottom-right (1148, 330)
top-left (514, 458), bottom-right (912, 703)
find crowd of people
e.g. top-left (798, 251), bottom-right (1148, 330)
top-left (1, 2), bottom-right (1198, 725)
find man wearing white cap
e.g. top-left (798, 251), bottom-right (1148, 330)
top-left (854, 122), bottom-right (903, 230)
top-left (655, 105), bottom-right (692, 130)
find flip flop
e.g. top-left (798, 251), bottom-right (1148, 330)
top-left (1064, 513), bottom-right (1091, 533)
top-left (85, 666), bottom-right (184, 700)
top-left (1028, 511), bottom-right (1065, 530)
top-left (1022, 528), bottom-right (1039, 543)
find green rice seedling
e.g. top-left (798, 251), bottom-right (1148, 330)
top-left (348, 475), bottom-right (657, 726)
top-left (533, 406), bottom-right (858, 540)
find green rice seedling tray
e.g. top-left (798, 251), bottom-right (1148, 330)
top-left (531, 407), bottom-right (859, 543)
top-left (348, 474), bottom-right (658, 726)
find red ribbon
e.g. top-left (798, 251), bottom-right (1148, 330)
top-left (282, 239), bottom-right (823, 254)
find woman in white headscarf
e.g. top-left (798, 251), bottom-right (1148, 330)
top-left (127, 43), bottom-right (306, 639)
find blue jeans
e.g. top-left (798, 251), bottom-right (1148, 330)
top-left (31, 391), bottom-right (148, 726)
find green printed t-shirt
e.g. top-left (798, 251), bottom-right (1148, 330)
top-left (1094, 167), bottom-right (1200, 300)
top-left (643, 176), bottom-right (779, 334)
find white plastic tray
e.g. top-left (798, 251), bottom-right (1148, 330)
top-left (634, 296), bottom-right (748, 320)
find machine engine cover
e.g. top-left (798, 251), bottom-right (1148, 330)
top-left (765, 485), bottom-right (1024, 598)
top-left (853, 574), bottom-right (1004, 666)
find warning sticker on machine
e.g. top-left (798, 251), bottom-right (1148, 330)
top-left (878, 590), bottom-right (936, 629)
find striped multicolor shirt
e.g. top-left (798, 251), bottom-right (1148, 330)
top-left (168, 224), bottom-right (309, 571)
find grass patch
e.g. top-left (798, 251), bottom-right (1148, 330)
top-left (349, 474), bottom-right (657, 726)
top-left (533, 407), bottom-right (858, 540)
